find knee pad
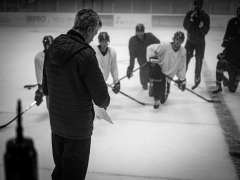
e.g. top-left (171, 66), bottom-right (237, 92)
top-left (216, 60), bottom-right (225, 69)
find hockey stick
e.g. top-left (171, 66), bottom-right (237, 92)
top-left (106, 83), bottom-right (152, 106)
top-left (164, 75), bottom-right (222, 103)
top-left (23, 84), bottom-right (38, 89)
top-left (110, 62), bottom-right (148, 86)
top-left (0, 101), bottom-right (37, 130)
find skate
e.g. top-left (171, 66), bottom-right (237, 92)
top-left (223, 75), bottom-right (229, 87)
top-left (153, 100), bottom-right (160, 112)
top-left (192, 77), bottom-right (201, 90)
top-left (212, 83), bottom-right (222, 94)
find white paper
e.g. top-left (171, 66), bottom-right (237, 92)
top-left (94, 105), bottom-right (113, 124)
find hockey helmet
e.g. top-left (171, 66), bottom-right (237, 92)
top-left (194, 0), bottom-right (203, 6)
top-left (173, 31), bottom-right (185, 42)
top-left (98, 32), bottom-right (110, 42)
top-left (136, 24), bottom-right (145, 32)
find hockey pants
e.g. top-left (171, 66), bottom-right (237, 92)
top-left (185, 40), bottom-right (205, 80)
top-left (149, 65), bottom-right (170, 104)
top-left (215, 60), bottom-right (240, 92)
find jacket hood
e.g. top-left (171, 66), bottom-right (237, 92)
top-left (47, 30), bottom-right (90, 66)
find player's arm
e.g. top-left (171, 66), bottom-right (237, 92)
top-left (146, 43), bottom-right (163, 62)
top-left (128, 38), bottom-right (136, 71)
top-left (34, 54), bottom-right (44, 85)
top-left (183, 11), bottom-right (193, 31)
top-left (199, 13), bottom-right (210, 35)
top-left (109, 49), bottom-right (120, 94)
top-left (222, 20), bottom-right (232, 48)
top-left (176, 50), bottom-right (187, 91)
top-left (127, 38), bottom-right (137, 79)
top-left (110, 49), bottom-right (119, 84)
top-left (149, 33), bottom-right (160, 44)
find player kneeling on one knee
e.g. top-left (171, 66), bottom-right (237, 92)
top-left (92, 32), bottom-right (121, 94)
top-left (212, 29), bottom-right (240, 94)
top-left (146, 31), bottom-right (187, 110)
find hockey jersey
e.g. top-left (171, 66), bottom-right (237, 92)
top-left (34, 50), bottom-right (45, 85)
top-left (223, 37), bottom-right (240, 68)
top-left (146, 42), bottom-right (186, 83)
top-left (128, 33), bottom-right (160, 71)
top-left (222, 17), bottom-right (240, 47)
top-left (92, 45), bottom-right (119, 84)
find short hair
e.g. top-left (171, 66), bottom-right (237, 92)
top-left (73, 8), bottom-right (102, 32)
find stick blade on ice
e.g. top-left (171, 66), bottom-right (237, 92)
top-left (94, 105), bottom-right (113, 124)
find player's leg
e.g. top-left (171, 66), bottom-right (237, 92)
top-left (226, 65), bottom-right (239, 93)
top-left (193, 43), bottom-right (205, 89)
top-left (184, 40), bottom-right (195, 71)
top-left (150, 65), bottom-right (163, 110)
top-left (212, 60), bottom-right (226, 94)
top-left (160, 80), bottom-right (171, 104)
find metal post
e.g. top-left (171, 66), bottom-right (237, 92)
top-left (39, 1), bottom-right (41, 12)
top-left (190, 3), bottom-right (192, 10)
top-left (150, 2), bottom-right (152, 14)
top-left (112, 2), bottom-right (114, 13)
top-left (169, 2), bottom-right (172, 14)
top-left (4, 0), bottom-right (6, 12)
top-left (131, 2), bottom-right (133, 13)
top-left (93, 2), bottom-right (95, 11)
top-left (17, 0), bottom-right (19, 12)
top-left (57, 1), bottom-right (59, 12)
top-left (209, 3), bottom-right (211, 15)
top-left (75, 2), bottom-right (77, 12)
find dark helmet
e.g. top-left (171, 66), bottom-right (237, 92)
top-left (194, 0), bottom-right (203, 6)
top-left (42, 35), bottom-right (54, 46)
top-left (136, 23), bottom-right (145, 32)
top-left (174, 31), bottom-right (185, 42)
top-left (98, 32), bottom-right (110, 42)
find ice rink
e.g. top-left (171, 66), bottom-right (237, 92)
top-left (0, 26), bottom-right (240, 180)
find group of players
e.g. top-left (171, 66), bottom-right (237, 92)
top-left (34, 0), bottom-right (240, 111)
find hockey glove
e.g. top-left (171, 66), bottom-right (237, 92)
top-left (127, 67), bottom-right (133, 79)
top-left (177, 79), bottom-right (186, 91)
top-left (217, 52), bottom-right (225, 61)
top-left (35, 88), bottom-right (43, 106)
top-left (112, 81), bottom-right (120, 94)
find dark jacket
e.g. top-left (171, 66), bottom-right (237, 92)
top-left (222, 17), bottom-right (240, 48)
top-left (224, 37), bottom-right (240, 68)
top-left (42, 29), bottom-right (110, 140)
top-left (183, 10), bottom-right (210, 44)
top-left (128, 33), bottom-right (160, 71)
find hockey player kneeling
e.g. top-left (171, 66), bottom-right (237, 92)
top-left (212, 29), bottom-right (240, 94)
top-left (147, 31), bottom-right (187, 110)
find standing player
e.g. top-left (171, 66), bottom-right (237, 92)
top-left (127, 23), bottom-right (160, 90)
top-left (221, 6), bottom-right (240, 48)
top-left (146, 31), bottom-right (187, 110)
top-left (212, 29), bottom-right (240, 94)
top-left (34, 35), bottom-right (54, 108)
top-left (183, 0), bottom-right (210, 89)
top-left (92, 32), bottom-right (120, 93)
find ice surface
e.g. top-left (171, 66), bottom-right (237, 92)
top-left (0, 26), bottom-right (239, 180)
